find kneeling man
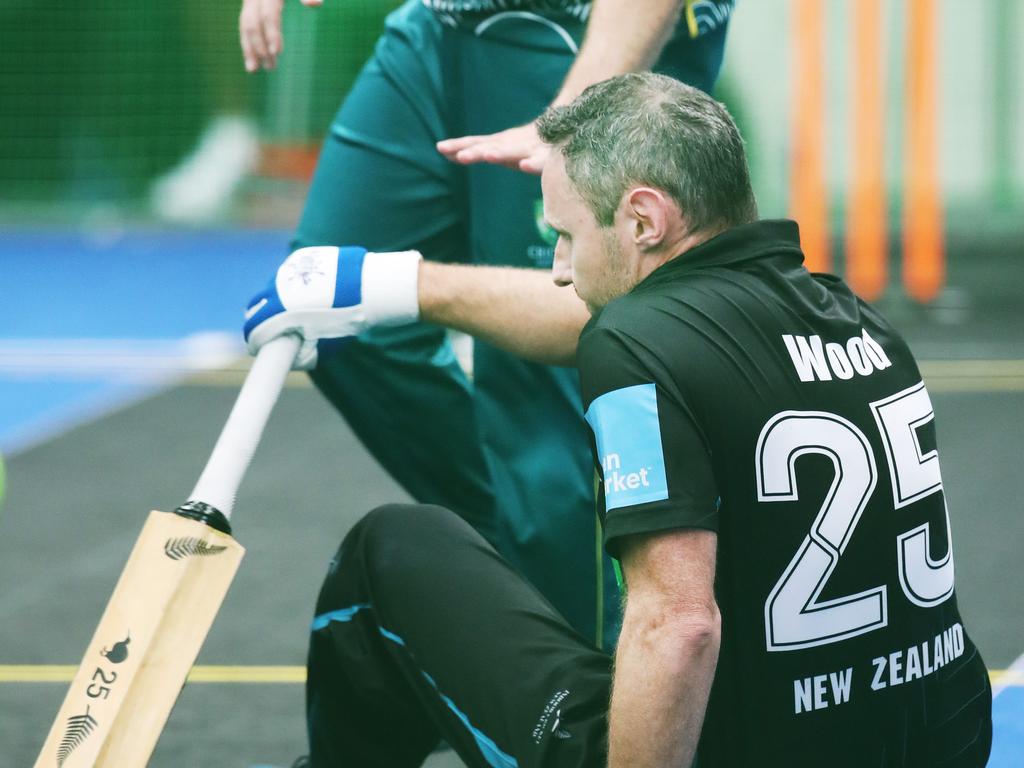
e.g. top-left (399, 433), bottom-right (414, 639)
top-left (247, 73), bottom-right (992, 767)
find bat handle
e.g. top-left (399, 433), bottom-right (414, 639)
top-left (185, 334), bottom-right (301, 520)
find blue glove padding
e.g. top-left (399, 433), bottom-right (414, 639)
top-left (243, 246), bottom-right (422, 370)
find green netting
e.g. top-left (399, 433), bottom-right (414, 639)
top-left (0, 0), bottom-right (402, 204)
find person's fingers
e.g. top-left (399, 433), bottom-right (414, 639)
top-left (245, 21), bottom-right (270, 69)
top-left (518, 155), bottom-right (545, 175)
top-left (436, 135), bottom-right (488, 158)
top-left (452, 145), bottom-right (486, 163)
top-left (456, 146), bottom-right (524, 170)
top-left (260, 0), bottom-right (284, 66)
top-left (241, 36), bottom-right (256, 72)
top-left (440, 126), bottom-right (541, 169)
top-left (239, 1), bottom-right (261, 71)
top-left (518, 144), bottom-right (550, 175)
top-left (251, 31), bottom-right (270, 69)
top-left (439, 123), bottom-right (546, 172)
top-left (482, 148), bottom-right (521, 166)
top-left (454, 144), bottom-right (505, 164)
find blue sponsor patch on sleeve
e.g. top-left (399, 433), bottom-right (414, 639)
top-left (584, 383), bottom-right (669, 511)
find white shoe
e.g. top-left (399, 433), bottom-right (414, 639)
top-left (151, 115), bottom-right (259, 223)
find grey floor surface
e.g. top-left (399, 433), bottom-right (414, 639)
top-left (0, 382), bottom-right (467, 767)
top-left (2, 326), bottom-right (1023, 766)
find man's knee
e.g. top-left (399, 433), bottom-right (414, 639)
top-left (360, 502), bottom-right (438, 540)
top-left (349, 503), bottom-right (481, 586)
top-left (313, 503), bottom-right (468, 619)
top-left (321, 502), bottom-right (481, 603)
top-left (343, 503), bottom-right (461, 564)
top-left (315, 504), bottom-right (438, 612)
top-left (369, 500), bottom-right (471, 543)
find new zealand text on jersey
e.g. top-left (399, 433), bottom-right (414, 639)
top-left (793, 621), bottom-right (966, 714)
top-left (783, 328), bottom-right (893, 383)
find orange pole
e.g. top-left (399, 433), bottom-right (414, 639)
top-left (903, 0), bottom-right (944, 302)
top-left (790, 0), bottom-right (830, 273)
top-left (846, 0), bottom-right (888, 300)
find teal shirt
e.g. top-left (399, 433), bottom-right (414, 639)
top-left (423, 0), bottom-right (737, 37)
top-left (424, 0), bottom-right (592, 21)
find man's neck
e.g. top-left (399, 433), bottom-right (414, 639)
top-left (636, 228), bottom-right (719, 283)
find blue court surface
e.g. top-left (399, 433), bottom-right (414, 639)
top-left (1, 229), bottom-right (1021, 766)
top-left (0, 229), bottom-right (464, 767)
top-left (0, 230), bottom-right (288, 454)
top-left (992, 679), bottom-right (1024, 766)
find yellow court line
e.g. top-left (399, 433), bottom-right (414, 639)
top-left (919, 360), bottom-right (1024, 378)
top-left (0, 665), bottom-right (306, 684)
top-left (919, 359), bottom-right (1024, 393)
top-left (990, 668), bottom-right (1024, 687)
top-left (180, 360), bottom-right (1024, 393)
top-left (0, 665), bottom-right (1020, 686)
top-left (183, 367), bottom-right (313, 388)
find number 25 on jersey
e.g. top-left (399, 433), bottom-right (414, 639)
top-left (757, 381), bottom-right (955, 652)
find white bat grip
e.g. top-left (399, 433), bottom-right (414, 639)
top-left (187, 334), bottom-right (301, 519)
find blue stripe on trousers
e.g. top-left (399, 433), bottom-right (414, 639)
top-left (313, 606), bottom-right (519, 768)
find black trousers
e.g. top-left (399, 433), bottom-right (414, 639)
top-left (306, 504), bottom-right (994, 768)
top-left (306, 504), bottom-right (612, 768)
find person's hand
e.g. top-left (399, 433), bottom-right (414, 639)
top-left (436, 121), bottom-right (550, 175)
top-left (240, 0), bottom-right (323, 73)
top-left (243, 246), bottom-right (423, 369)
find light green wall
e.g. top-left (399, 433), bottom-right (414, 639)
top-left (720, 0), bottom-right (1022, 229)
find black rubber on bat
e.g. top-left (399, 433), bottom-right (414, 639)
top-left (172, 500), bottom-right (233, 535)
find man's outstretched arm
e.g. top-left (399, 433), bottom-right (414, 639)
top-left (243, 247), bottom-right (589, 370)
top-left (609, 528), bottom-right (720, 767)
top-left (418, 262), bottom-right (589, 367)
top-left (436, 0), bottom-right (687, 173)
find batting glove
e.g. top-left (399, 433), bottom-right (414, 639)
top-left (243, 246), bottom-right (422, 370)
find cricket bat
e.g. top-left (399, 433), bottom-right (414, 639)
top-left (35, 333), bottom-right (301, 768)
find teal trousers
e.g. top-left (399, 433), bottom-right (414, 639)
top-left (295, 0), bottom-right (729, 649)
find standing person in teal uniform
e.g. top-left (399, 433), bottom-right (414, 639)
top-left (240, 0), bottom-right (736, 648)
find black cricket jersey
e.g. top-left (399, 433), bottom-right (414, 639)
top-left (577, 220), bottom-right (992, 766)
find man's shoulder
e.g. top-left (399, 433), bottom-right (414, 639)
top-left (577, 303), bottom-right (632, 367)
top-left (583, 280), bottom-right (694, 334)
top-left (576, 294), bottom-right (678, 396)
top-left (579, 293), bottom-right (669, 364)
top-left (581, 267), bottom-right (755, 345)
top-left (582, 293), bottom-right (644, 335)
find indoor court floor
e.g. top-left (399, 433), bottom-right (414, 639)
top-left (1, 231), bottom-right (1021, 767)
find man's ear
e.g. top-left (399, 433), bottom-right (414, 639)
top-left (625, 187), bottom-right (675, 248)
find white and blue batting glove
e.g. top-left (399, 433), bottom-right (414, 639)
top-left (243, 246), bottom-right (423, 370)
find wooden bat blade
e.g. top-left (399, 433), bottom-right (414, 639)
top-left (35, 510), bottom-right (245, 768)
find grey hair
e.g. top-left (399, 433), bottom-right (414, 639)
top-left (537, 72), bottom-right (757, 232)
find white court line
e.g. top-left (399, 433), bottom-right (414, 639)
top-left (0, 333), bottom-right (244, 456)
top-left (0, 333), bottom-right (242, 378)
top-left (992, 650), bottom-right (1024, 699)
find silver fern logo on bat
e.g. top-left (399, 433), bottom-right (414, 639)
top-left (57, 705), bottom-right (97, 766)
top-left (163, 537), bottom-right (228, 561)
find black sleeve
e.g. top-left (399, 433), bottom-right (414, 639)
top-left (577, 324), bottom-right (719, 558)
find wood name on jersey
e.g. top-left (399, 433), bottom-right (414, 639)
top-left (782, 329), bottom-right (893, 383)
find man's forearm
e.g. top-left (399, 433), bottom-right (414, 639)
top-left (553, 0), bottom-right (686, 107)
top-left (417, 261), bottom-right (591, 366)
top-left (608, 602), bottom-right (720, 767)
